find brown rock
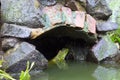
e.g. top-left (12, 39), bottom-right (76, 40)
top-left (65, 0), bottom-right (86, 12)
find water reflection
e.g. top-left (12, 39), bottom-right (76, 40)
top-left (93, 66), bottom-right (120, 80)
top-left (31, 62), bottom-right (120, 80)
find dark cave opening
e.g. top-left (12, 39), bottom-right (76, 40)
top-left (26, 26), bottom-right (95, 61)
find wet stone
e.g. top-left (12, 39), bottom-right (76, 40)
top-left (3, 42), bottom-right (48, 73)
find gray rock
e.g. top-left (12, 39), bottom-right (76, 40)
top-left (86, 0), bottom-right (112, 20)
top-left (1, 23), bottom-right (32, 38)
top-left (97, 21), bottom-right (118, 31)
top-left (1, 0), bottom-right (43, 28)
top-left (3, 42), bottom-right (48, 73)
top-left (91, 36), bottom-right (118, 61)
top-left (40, 0), bottom-right (57, 6)
top-left (2, 38), bottom-right (20, 51)
top-left (2, 38), bottom-right (20, 52)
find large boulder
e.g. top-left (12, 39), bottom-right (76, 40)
top-left (86, 0), bottom-right (112, 20)
top-left (2, 42), bottom-right (48, 73)
top-left (1, 0), bottom-right (43, 28)
top-left (89, 36), bottom-right (118, 62)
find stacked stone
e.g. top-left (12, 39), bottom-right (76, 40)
top-left (0, 0), bottom-right (120, 72)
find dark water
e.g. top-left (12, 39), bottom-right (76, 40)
top-left (31, 62), bottom-right (120, 80)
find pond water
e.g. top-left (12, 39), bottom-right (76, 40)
top-left (31, 61), bottom-right (120, 80)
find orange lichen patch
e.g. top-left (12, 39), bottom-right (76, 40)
top-left (34, 0), bottom-right (41, 9)
top-left (31, 28), bottom-right (44, 39)
top-left (86, 14), bottom-right (96, 34)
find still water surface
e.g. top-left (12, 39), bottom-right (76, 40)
top-left (32, 62), bottom-right (120, 80)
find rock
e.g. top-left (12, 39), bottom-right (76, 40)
top-left (2, 38), bottom-right (20, 52)
top-left (40, 0), bottom-right (57, 6)
top-left (108, 0), bottom-right (120, 23)
top-left (65, 0), bottom-right (86, 12)
top-left (93, 66), bottom-right (120, 80)
top-left (73, 11), bottom-right (85, 28)
top-left (91, 36), bottom-right (118, 62)
top-left (42, 4), bottom-right (63, 28)
top-left (97, 21), bottom-right (118, 32)
top-left (62, 7), bottom-right (73, 25)
top-left (86, 0), bottom-right (112, 20)
top-left (65, 42), bottom-right (89, 61)
top-left (1, 23), bottom-right (43, 39)
top-left (78, 0), bottom-right (86, 8)
top-left (1, 0), bottom-right (43, 28)
top-left (86, 14), bottom-right (96, 34)
top-left (42, 4), bottom-right (96, 34)
top-left (2, 42), bottom-right (48, 73)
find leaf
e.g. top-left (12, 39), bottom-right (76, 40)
top-left (19, 61), bottom-right (35, 80)
top-left (0, 70), bottom-right (16, 80)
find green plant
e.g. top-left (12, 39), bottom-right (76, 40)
top-left (0, 61), bottom-right (35, 80)
top-left (107, 28), bottom-right (120, 43)
top-left (20, 61), bottom-right (35, 80)
top-left (0, 70), bottom-right (16, 80)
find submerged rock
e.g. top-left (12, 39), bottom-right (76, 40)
top-left (97, 21), bottom-right (118, 32)
top-left (86, 0), bottom-right (112, 20)
top-left (2, 42), bottom-right (48, 73)
top-left (91, 36), bottom-right (118, 62)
